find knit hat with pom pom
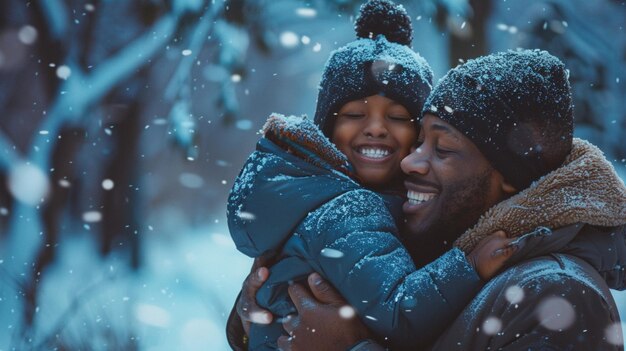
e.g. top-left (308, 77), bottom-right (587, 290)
top-left (314, 0), bottom-right (433, 136)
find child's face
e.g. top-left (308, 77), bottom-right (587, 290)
top-left (332, 95), bottom-right (417, 190)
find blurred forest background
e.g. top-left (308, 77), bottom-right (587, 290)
top-left (0, 0), bottom-right (624, 350)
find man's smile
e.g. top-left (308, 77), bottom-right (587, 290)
top-left (402, 179), bottom-right (439, 213)
top-left (406, 190), bottom-right (436, 205)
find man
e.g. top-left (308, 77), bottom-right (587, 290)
top-left (231, 50), bottom-right (626, 350)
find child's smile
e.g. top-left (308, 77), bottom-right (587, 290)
top-left (331, 94), bottom-right (417, 190)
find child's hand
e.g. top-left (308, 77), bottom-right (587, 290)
top-left (467, 231), bottom-right (518, 281)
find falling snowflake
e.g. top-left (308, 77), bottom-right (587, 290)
top-left (339, 305), bottom-right (356, 319)
top-left (82, 211), bottom-right (102, 223)
top-left (295, 8), bottom-right (317, 18)
top-left (604, 322), bottom-right (625, 346)
top-left (8, 163), bottom-right (49, 205)
top-left (236, 211), bottom-right (256, 221)
top-left (102, 179), bottom-right (114, 190)
top-left (56, 65), bottom-right (71, 80)
top-left (249, 311), bottom-right (271, 324)
top-left (482, 316), bottom-right (502, 335)
top-left (536, 297), bottom-right (575, 331)
top-left (134, 303), bottom-right (171, 328)
top-left (235, 119), bottom-right (253, 130)
top-left (504, 285), bottom-right (524, 304)
top-left (280, 31), bottom-right (299, 48)
top-left (18, 25), bottom-right (37, 45)
top-left (320, 248), bottom-right (344, 258)
top-left (179, 173), bottom-right (204, 189)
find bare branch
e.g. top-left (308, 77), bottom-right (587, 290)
top-left (36, 0), bottom-right (69, 39)
top-left (28, 11), bottom-right (184, 171)
top-left (165, 4), bottom-right (224, 100)
top-left (0, 128), bottom-right (20, 171)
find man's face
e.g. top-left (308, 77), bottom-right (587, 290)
top-left (400, 113), bottom-right (514, 246)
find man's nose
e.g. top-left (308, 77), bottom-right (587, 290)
top-left (401, 147), bottom-right (430, 175)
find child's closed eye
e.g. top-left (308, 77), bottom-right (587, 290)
top-left (388, 115), bottom-right (411, 122)
top-left (340, 113), bottom-right (365, 119)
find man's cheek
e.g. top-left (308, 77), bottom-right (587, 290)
top-left (404, 212), bottom-right (433, 238)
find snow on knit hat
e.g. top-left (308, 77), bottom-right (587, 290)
top-left (424, 49), bottom-right (574, 190)
top-left (313, 0), bottom-right (433, 136)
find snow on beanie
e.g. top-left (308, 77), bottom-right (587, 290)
top-left (313, 0), bottom-right (433, 136)
top-left (424, 49), bottom-right (574, 190)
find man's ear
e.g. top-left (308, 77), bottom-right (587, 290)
top-left (501, 181), bottom-right (517, 195)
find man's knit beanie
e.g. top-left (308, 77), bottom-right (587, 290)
top-left (424, 49), bottom-right (574, 190)
top-left (314, 0), bottom-right (433, 136)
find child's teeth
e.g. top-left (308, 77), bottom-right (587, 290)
top-left (359, 148), bottom-right (390, 158)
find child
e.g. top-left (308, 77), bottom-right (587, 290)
top-left (227, 1), bottom-right (513, 350)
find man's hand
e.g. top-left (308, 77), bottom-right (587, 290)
top-left (467, 230), bottom-right (517, 281)
top-left (277, 273), bottom-right (371, 351)
top-left (236, 256), bottom-right (275, 334)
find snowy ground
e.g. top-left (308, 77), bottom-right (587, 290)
top-left (0, 222), bottom-right (251, 351)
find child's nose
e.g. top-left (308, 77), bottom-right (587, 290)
top-left (363, 120), bottom-right (388, 138)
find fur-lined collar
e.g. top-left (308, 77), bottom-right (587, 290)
top-left (456, 138), bottom-right (626, 252)
top-left (262, 113), bottom-right (354, 176)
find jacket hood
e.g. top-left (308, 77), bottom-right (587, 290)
top-left (228, 114), bottom-right (360, 257)
top-left (456, 137), bottom-right (626, 252)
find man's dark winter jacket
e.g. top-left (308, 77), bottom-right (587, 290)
top-left (430, 138), bottom-right (626, 350)
top-left (227, 114), bottom-right (482, 350)
top-left (430, 223), bottom-right (626, 350)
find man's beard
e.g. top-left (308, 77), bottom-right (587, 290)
top-left (404, 169), bottom-right (493, 267)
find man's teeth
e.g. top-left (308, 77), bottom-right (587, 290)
top-left (359, 147), bottom-right (390, 159)
top-left (407, 190), bottom-right (436, 205)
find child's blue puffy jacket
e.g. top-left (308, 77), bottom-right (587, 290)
top-left (228, 114), bottom-right (482, 350)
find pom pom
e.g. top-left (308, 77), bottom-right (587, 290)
top-left (354, 0), bottom-right (412, 46)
